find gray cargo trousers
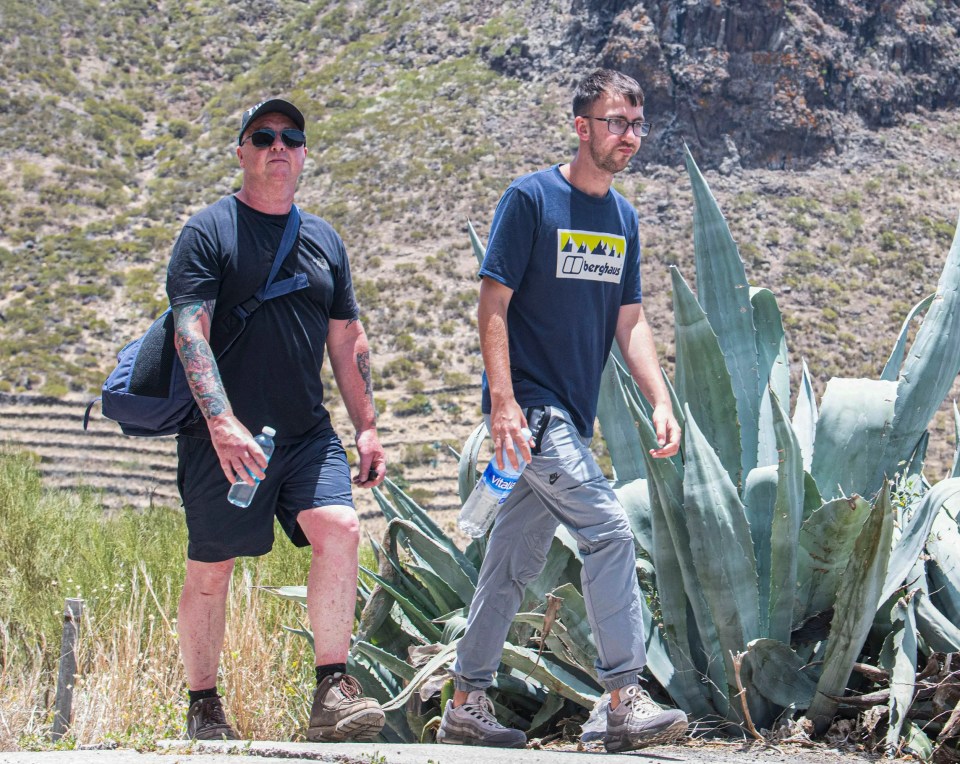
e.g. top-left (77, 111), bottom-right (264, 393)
top-left (451, 406), bottom-right (646, 693)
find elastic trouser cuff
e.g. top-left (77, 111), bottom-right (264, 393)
top-left (451, 675), bottom-right (492, 693)
top-left (601, 670), bottom-right (643, 692)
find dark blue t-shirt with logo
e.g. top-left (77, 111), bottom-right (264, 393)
top-left (479, 164), bottom-right (643, 438)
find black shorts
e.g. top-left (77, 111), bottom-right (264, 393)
top-left (176, 428), bottom-right (355, 562)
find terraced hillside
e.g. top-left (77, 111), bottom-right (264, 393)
top-left (0, 390), bottom-right (470, 539)
top-left (0, 393), bottom-right (180, 511)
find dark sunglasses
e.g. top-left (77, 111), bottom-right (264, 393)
top-left (242, 128), bottom-right (306, 149)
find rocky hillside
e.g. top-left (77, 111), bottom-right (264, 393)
top-left (2, 0), bottom-right (960, 513)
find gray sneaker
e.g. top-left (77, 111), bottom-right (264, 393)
top-left (604, 684), bottom-right (688, 752)
top-left (437, 690), bottom-right (526, 748)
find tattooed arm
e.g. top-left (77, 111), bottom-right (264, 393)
top-left (327, 316), bottom-right (385, 488)
top-left (172, 300), bottom-right (267, 485)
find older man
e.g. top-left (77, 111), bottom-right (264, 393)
top-left (167, 98), bottom-right (385, 742)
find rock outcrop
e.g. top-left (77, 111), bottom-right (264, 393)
top-left (546, 0), bottom-right (960, 169)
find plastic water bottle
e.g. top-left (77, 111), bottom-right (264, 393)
top-left (227, 426), bottom-right (276, 508)
top-left (458, 428), bottom-right (532, 537)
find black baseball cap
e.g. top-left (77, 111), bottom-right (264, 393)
top-left (238, 98), bottom-right (305, 145)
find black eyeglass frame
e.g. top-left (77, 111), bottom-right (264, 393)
top-left (241, 128), bottom-right (307, 149)
top-left (583, 116), bottom-right (651, 137)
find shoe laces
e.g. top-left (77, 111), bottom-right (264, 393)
top-left (463, 693), bottom-right (503, 728)
top-left (617, 685), bottom-right (661, 716)
top-left (200, 697), bottom-right (227, 725)
top-left (328, 672), bottom-right (362, 700)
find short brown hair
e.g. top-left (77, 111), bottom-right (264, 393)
top-left (573, 69), bottom-right (645, 116)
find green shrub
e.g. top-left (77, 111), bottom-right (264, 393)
top-left (392, 394), bottom-right (432, 417)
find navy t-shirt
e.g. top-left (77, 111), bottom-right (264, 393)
top-left (480, 165), bottom-right (643, 438)
top-left (166, 196), bottom-right (359, 443)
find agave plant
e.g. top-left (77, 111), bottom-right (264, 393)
top-left (274, 150), bottom-right (960, 756)
top-left (595, 148), bottom-right (960, 752)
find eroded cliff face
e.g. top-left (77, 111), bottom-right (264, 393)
top-left (547, 0), bottom-right (960, 169)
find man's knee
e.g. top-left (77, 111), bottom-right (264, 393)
top-left (577, 523), bottom-right (634, 557)
top-left (298, 504), bottom-right (360, 552)
top-left (184, 558), bottom-right (235, 597)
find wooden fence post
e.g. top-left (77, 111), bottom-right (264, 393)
top-left (51, 597), bottom-right (84, 742)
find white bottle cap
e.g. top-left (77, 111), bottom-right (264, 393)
top-left (262, 426), bottom-right (276, 437)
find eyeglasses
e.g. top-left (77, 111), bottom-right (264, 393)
top-left (585, 116), bottom-right (651, 137)
top-left (242, 128), bottom-right (306, 149)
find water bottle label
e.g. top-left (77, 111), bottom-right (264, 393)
top-left (482, 462), bottom-right (519, 495)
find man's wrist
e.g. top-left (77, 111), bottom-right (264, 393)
top-left (205, 412), bottom-right (238, 432)
top-left (489, 389), bottom-right (517, 407)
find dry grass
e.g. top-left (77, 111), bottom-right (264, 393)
top-left (2, 565), bottom-right (314, 751)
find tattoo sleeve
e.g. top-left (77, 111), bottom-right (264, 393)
top-left (356, 349), bottom-right (374, 406)
top-left (173, 300), bottom-right (230, 419)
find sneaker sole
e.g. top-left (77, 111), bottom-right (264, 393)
top-left (604, 717), bottom-right (688, 752)
top-left (437, 728), bottom-right (526, 748)
top-left (190, 725), bottom-right (240, 741)
top-left (307, 708), bottom-right (385, 743)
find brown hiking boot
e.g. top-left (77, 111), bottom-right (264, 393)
top-left (185, 696), bottom-right (240, 740)
top-left (306, 672), bottom-right (385, 742)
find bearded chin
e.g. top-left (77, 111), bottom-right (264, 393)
top-left (590, 143), bottom-right (633, 174)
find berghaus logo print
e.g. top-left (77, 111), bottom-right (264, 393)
top-left (556, 229), bottom-right (626, 284)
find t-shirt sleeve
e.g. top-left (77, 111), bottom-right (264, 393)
top-left (166, 223), bottom-right (223, 307)
top-left (328, 232), bottom-right (360, 321)
top-left (620, 213), bottom-right (643, 306)
top-left (478, 185), bottom-right (537, 291)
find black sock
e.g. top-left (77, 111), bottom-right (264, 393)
top-left (188, 687), bottom-right (219, 706)
top-left (316, 663), bottom-right (347, 685)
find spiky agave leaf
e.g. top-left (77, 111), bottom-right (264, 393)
top-left (682, 402), bottom-right (760, 709)
top-left (810, 378), bottom-right (897, 500)
top-left (387, 518), bottom-right (477, 604)
top-left (467, 220), bottom-right (486, 267)
top-left (742, 464), bottom-right (778, 632)
top-left (881, 215), bottom-right (960, 484)
top-left (741, 638), bottom-right (817, 709)
top-left (626, 373), bottom-right (727, 716)
top-left (916, 590), bottom-right (960, 651)
top-left (518, 530), bottom-right (581, 615)
top-left (354, 640), bottom-right (417, 682)
top-left (792, 360), bottom-right (818, 473)
top-left (458, 423), bottom-right (487, 505)
top-left (951, 401), bottom-right (960, 478)
top-left (613, 478), bottom-right (653, 558)
top-left (881, 293), bottom-right (936, 382)
top-left (597, 357), bottom-right (647, 483)
top-left (360, 565), bottom-right (443, 642)
top-left (879, 592), bottom-right (919, 751)
top-left (499, 644), bottom-right (601, 708)
top-left (928, 504), bottom-right (960, 624)
top-left (671, 266), bottom-right (741, 488)
top-left (766, 390), bottom-right (804, 644)
top-left (379, 643), bottom-right (459, 712)
top-left (684, 144), bottom-right (760, 480)
top-left (793, 496), bottom-right (872, 629)
top-left (752, 287), bottom-right (790, 469)
top-left (880, 477), bottom-right (960, 604)
top-left (807, 486), bottom-right (894, 733)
